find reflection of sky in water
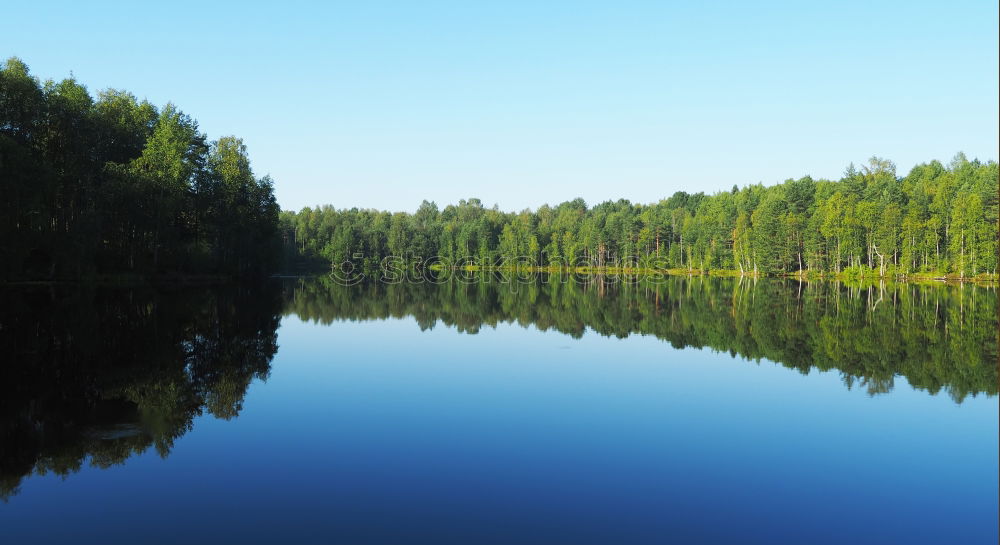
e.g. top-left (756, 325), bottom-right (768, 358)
top-left (4, 315), bottom-right (997, 545)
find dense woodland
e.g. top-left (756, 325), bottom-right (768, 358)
top-left (282, 156), bottom-right (998, 278)
top-left (285, 274), bottom-right (997, 403)
top-left (3, 56), bottom-right (995, 282)
top-left (0, 57), bottom-right (280, 280)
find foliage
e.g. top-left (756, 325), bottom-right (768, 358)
top-left (0, 57), bottom-right (280, 280)
top-left (281, 157), bottom-right (998, 278)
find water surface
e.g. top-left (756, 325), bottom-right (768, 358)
top-left (1, 275), bottom-right (997, 544)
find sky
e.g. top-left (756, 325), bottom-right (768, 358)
top-left (3, 1), bottom-right (997, 212)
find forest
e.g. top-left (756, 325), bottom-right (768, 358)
top-left (281, 156), bottom-right (998, 279)
top-left (0, 57), bottom-right (280, 281)
top-left (3, 55), bottom-right (996, 282)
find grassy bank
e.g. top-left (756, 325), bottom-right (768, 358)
top-left (427, 264), bottom-right (998, 284)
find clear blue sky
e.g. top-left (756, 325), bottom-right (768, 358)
top-left (4, 1), bottom-right (997, 212)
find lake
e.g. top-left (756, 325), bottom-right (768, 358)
top-left (1, 274), bottom-right (997, 544)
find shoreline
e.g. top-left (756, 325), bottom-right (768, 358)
top-left (4, 268), bottom-right (996, 287)
top-left (1, 273), bottom-right (241, 288)
top-left (426, 264), bottom-right (999, 285)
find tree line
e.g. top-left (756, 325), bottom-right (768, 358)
top-left (0, 57), bottom-right (281, 281)
top-left (281, 155), bottom-right (998, 278)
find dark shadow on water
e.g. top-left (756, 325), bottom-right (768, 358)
top-left (0, 282), bottom-right (282, 500)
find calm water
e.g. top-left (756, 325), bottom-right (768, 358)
top-left (1, 275), bottom-right (997, 544)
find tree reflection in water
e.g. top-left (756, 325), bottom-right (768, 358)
top-left (0, 283), bottom-right (282, 500)
top-left (284, 273), bottom-right (997, 403)
top-left (2, 274), bottom-right (995, 500)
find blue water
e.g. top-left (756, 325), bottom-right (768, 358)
top-left (2, 312), bottom-right (998, 544)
